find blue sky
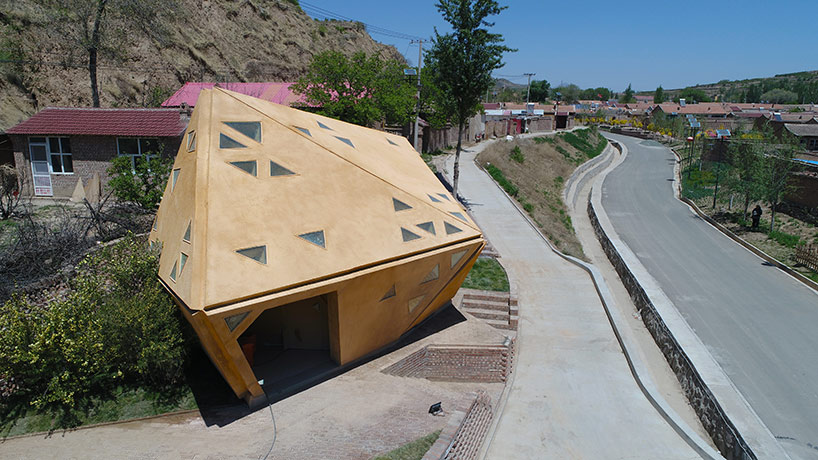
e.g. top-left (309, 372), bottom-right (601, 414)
top-left (299, 0), bottom-right (818, 93)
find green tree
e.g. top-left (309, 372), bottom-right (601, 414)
top-left (757, 137), bottom-right (801, 232)
top-left (44, 0), bottom-right (177, 107)
top-left (726, 138), bottom-right (763, 220)
top-left (654, 85), bottom-right (666, 103)
top-left (745, 83), bottom-right (762, 103)
top-left (528, 79), bottom-right (550, 102)
top-left (425, 0), bottom-right (514, 196)
top-left (293, 51), bottom-right (415, 127)
top-left (553, 83), bottom-right (580, 103)
top-left (759, 88), bottom-right (798, 104)
top-left (675, 87), bottom-right (711, 103)
top-left (619, 83), bottom-right (635, 103)
top-left (108, 155), bottom-right (173, 210)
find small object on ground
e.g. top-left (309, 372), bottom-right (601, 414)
top-left (429, 402), bottom-right (443, 416)
top-left (505, 135), bottom-right (513, 141)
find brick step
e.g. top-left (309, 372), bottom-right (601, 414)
top-left (464, 308), bottom-right (509, 322)
top-left (461, 299), bottom-right (509, 311)
top-left (462, 292), bottom-right (510, 303)
top-left (481, 317), bottom-right (513, 330)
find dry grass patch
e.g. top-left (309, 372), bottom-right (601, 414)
top-left (478, 128), bottom-right (607, 259)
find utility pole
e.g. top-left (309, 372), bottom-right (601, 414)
top-left (411, 39), bottom-right (423, 152)
top-left (524, 72), bottom-right (535, 103)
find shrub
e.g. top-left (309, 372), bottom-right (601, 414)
top-left (486, 164), bottom-right (518, 196)
top-left (510, 145), bottom-right (524, 164)
top-left (0, 164), bottom-right (21, 220)
top-left (0, 235), bottom-right (189, 413)
top-left (108, 156), bottom-right (172, 210)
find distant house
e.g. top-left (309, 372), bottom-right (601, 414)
top-left (785, 123), bottom-right (818, 152)
top-left (162, 82), bottom-right (307, 108)
top-left (7, 107), bottom-right (187, 198)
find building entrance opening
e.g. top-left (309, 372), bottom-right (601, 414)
top-left (238, 294), bottom-right (338, 392)
top-left (555, 115), bottom-right (568, 129)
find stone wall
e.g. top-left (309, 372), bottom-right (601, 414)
top-left (587, 199), bottom-right (756, 460)
top-left (382, 343), bottom-right (514, 383)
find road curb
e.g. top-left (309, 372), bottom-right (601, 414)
top-left (594, 133), bottom-right (793, 460)
top-left (473, 139), bottom-right (722, 459)
top-left (668, 148), bottom-right (818, 294)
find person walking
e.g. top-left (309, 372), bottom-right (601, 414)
top-left (751, 205), bottom-right (762, 230)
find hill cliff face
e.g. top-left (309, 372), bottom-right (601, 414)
top-left (0, 0), bottom-right (403, 130)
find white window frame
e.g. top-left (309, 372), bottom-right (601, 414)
top-left (116, 137), bottom-right (162, 170)
top-left (29, 136), bottom-right (73, 175)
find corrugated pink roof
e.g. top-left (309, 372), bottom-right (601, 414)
top-left (6, 107), bottom-right (186, 137)
top-left (161, 82), bottom-right (307, 107)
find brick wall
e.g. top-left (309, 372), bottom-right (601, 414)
top-left (10, 134), bottom-right (182, 198)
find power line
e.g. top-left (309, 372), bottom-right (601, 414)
top-left (299, 1), bottom-right (425, 41)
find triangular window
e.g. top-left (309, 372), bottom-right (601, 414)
top-left (335, 136), bottom-right (354, 148)
top-left (317, 120), bottom-right (333, 130)
top-left (393, 198), bottom-right (412, 212)
top-left (180, 253), bottom-right (188, 273)
top-left (169, 260), bottom-right (178, 282)
top-left (444, 222), bottom-right (462, 235)
top-left (387, 138), bottom-right (399, 146)
top-left (183, 222), bottom-right (191, 243)
top-left (295, 127), bottom-right (311, 137)
top-left (416, 221), bottom-right (435, 235)
top-left (380, 285), bottom-right (396, 301)
top-left (236, 245), bottom-right (267, 264)
top-left (298, 230), bottom-right (326, 248)
top-left (187, 131), bottom-right (196, 152)
top-left (428, 194), bottom-right (441, 203)
top-left (450, 211), bottom-right (467, 222)
top-left (220, 133), bottom-right (247, 149)
top-left (270, 160), bottom-right (296, 176)
top-left (420, 264), bottom-right (439, 284)
top-left (172, 169), bottom-right (180, 191)
top-left (230, 160), bottom-right (257, 177)
top-left (401, 227), bottom-right (421, 242)
top-left (408, 295), bottom-right (424, 313)
top-left (451, 249), bottom-right (467, 268)
top-left (225, 311), bottom-right (249, 332)
top-left (223, 121), bottom-right (261, 142)
top-left (437, 193), bottom-right (451, 201)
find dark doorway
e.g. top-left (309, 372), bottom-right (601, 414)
top-left (555, 115), bottom-right (568, 129)
top-left (239, 294), bottom-right (337, 393)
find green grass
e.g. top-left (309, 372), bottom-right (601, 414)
top-left (421, 153), bottom-right (438, 173)
top-left (463, 258), bottom-right (510, 292)
top-left (681, 167), bottom-right (714, 200)
top-left (510, 146), bottom-right (525, 164)
top-left (374, 430), bottom-right (441, 460)
top-left (769, 230), bottom-right (801, 248)
top-left (485, 164), bottom-right (518, 196)
top-left (533, 136), bottom-right (554, 145)
top-left (0, 385), bottom-right (197, 437)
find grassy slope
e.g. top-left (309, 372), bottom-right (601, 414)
top-left (477, 128), bottom-right (607, 259)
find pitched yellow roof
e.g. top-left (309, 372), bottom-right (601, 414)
top-left (152, 88), bottom-right (481, 310)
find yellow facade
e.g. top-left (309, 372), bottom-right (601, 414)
top-left (150, 88), bottom-right (484, 405)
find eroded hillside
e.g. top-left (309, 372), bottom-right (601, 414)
top-left (0, 0), bottom-right (403, 130)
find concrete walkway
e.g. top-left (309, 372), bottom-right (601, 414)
top-left (444, 140), bottom-right (703, 459)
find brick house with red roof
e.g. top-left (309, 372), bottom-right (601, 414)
top-left (7, 107), bottom-right (187, 198)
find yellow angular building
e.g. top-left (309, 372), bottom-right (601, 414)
top-left (150, 88), bottom-right (484, 406)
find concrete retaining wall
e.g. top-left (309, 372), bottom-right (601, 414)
top-left (587, 199), bottom-right (756, 460)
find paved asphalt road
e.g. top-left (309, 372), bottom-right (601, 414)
top-left (601, 133), bottom-right (818, 460)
